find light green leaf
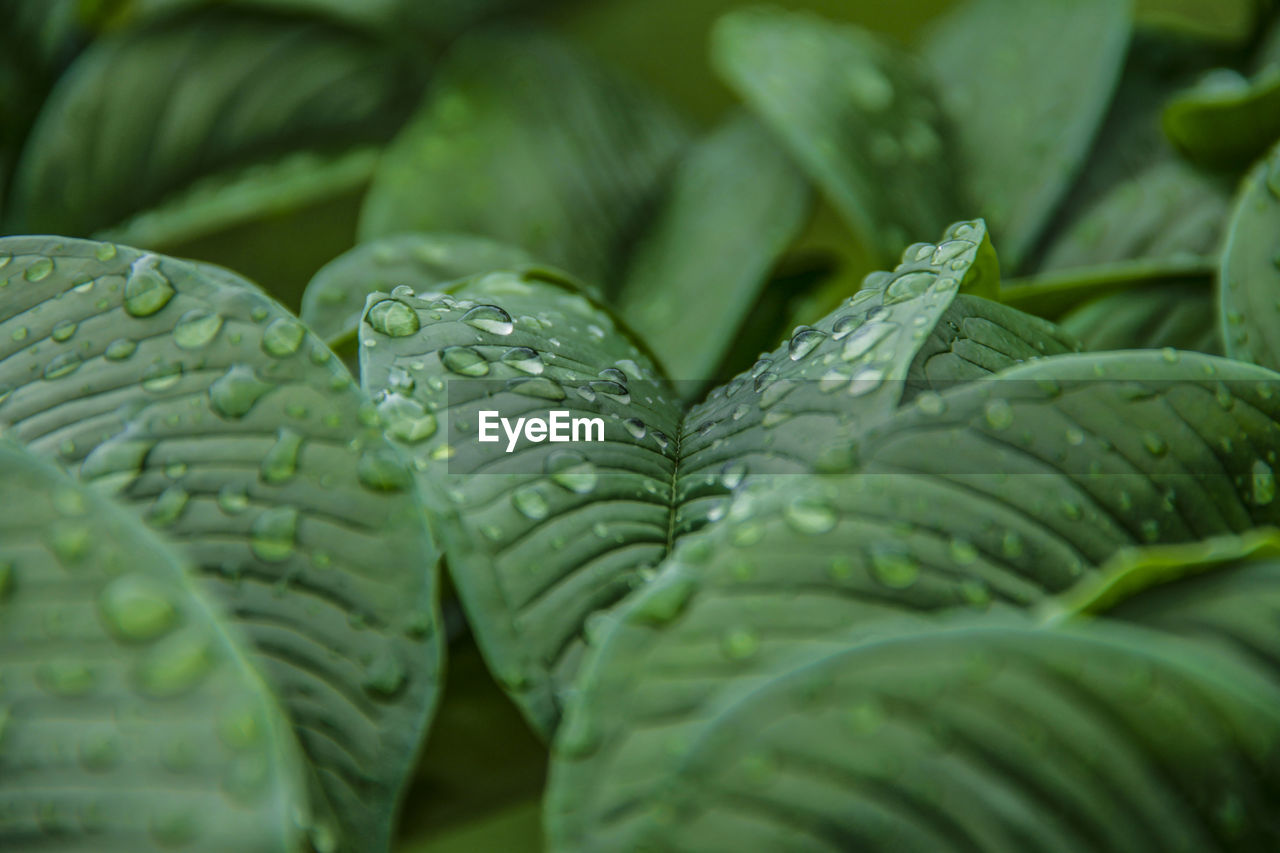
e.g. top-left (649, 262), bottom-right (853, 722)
top-left (547, 348), bottom-right (1280, 849)
top-left (1037, 160), bottom-right (1230, 272)
top-left (921, 0), bottom-right (1132, 270)
top-left (0, 437), bottom-right (309, 852)
top-left (4, 12), bottom-right (420, 246)
top-left (614, 112), bottom-right (811, 388)
top-left (0, 236), bottom-right (442, 853)
top-left (359, 29), bottom-right (690, 289)
top-left (301, 233), bottom-right (541, 349)
top-left (359, 220), bottom-right (1073, 734)
top-left (1163, 65), bottom-right (1280, 170)
top-left (1220, 139), bottom-right (1280, 369)
top-left (713, 6), bottom-right (961, 265)
top-left (610, 621), bottom-right (1280, 851)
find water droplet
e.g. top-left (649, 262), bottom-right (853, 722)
top-left (217, 485), bottom-right (250, 515)
top-left (250, 506), bottom-right (298, 562)
top-left (141, 360), bottom-right (182, 392)
top-left (94, 242), bottom-right (118, 261)
top-left (915, 391), bottom-right (945, 415)
top-left (25, 257), bottom-right (54, 282)
top-left (209, 364), bottom-right (273, 419)
top-left (50, 320), bottom-right (76, 342)
top-left (848, 368), bottom-right (885, 396)
top-left (784, 495), bottom-right (836, 534)
top-left (261, 317), bottom-right (304, 357)
top-left (788, 327), bottom-right (826, 360)
top-left (883, 271), bottom-right (937, 305)
top-left (462, 304), bottom-right (513, 335)
top-left (949, 538), bottom-right (978, 565)
top-left (842, 322), bottom-right (896, 362)
top-left (173, 311), bottom-right (223, 349)
top-left (367, 299), bottom-right (420, 338)
top-left (501, 346), bottom-right (543, 375)
top-left (260, 429), bottom-right (303, 483)
top-left (847, 63), bottom-right (894, 111)
top-left (440, 345), bottom-right (490, 376)
top-left (984, 399), bottom-right (1014, 430)
top-left (759, 378), bottom-right (795, 409)
top-left (720, 627), bottom-right (759, 660)
top-left (364, 650), bottom-right (407, 696)
top-left (932, 239), bottom-right (975, 265)
top-left (546, 450), bottom-right (597, 494)
top-left (43, 352), bottom-right (82, 380)
top-left (99, 575), bottom-right (178, 641)
top-left (512, 484), bottom-right (550, 519)
top-left (357, 449), bottom-right (413, 492)
top-left (123, 255), bottom-right (174, 317)
top-left (148, 486), bottom-right (189, 527)
top-left (721, 461), bottom-right (747, 489)
top-left (39, 659), bottom-right (94, 697)
top-left (507, 377), bottom-right (565, 401)
top-left (378, 394), bottom-right (437, 443)
top-left (869, 544), bottom-right (919, 589)
top-left (136, 628), bottom-right (213, 697)
top-left (104, 338), bottom-right (137, 360)
top-left (1141, 431), bottom-right (1168, 456)
top-left (1253, 459), bottom-right (1276, 506)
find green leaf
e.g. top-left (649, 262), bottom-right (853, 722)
top-left (0, 437), bottom-right (309, 851)
top-left (1220, 139), bottom-right (1280, 369)
top-left (1001, 256), bottom-right (1214, 321)
top-left (359, 29), bottom-right (690, 288)
top-left (613, 112), bottom-right (811, 388)
top-left (1037, 160), bottom-right (1231, 272)
top-left (301, 233), bottom-right (541, 349)
top-left (546, 348), bottom-right (1280, 849)
top-left (359, 219), bottom-right (1072, 734)
top-left (921, 0), bottom-right (1132, 270)
top-left (712, 6), bottom-right (961, 265)
top-left (1163, 66), bottom-right (1280, 170)
top-left (605, 621), bottom-right (1280, 851)
top-left (1059, 281), bottom-right (1220, 353)
top-left (4, 12), bottom-right (420, 246)
top-left (0, 236), bottom-right (442, 853)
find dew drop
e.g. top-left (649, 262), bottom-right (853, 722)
top-left (869, 544), bottom-right (919, 589)
top-left (173, 311), bottom-right (223, 349)
top-left (462, 304), bottom-right (514, 335)
top-left (784, 495), bottom-right (837, 534)
top-left (546, 450), bottom-right (597, 494)
top-left (250, 506), bottom-right (298, 562)
top-left (984, 399), bottom-right (1014, 430)
top-left (788, 327), bottom-right (826, 360)
top-left (501, 346), bottom-right (544, 375)
top-left (25, 257), bottom-right (54, 282)
top-left (260, 429), bottom-right (303, 483)
top-left (357, 449), bottom-right (413, 492)
top-left (508, 376), bottom-right (565, 401)
top-left (367, 299), bottom-right (420, 338)
top-left (98, 575), bottom-right (178, 641)
top-left (209, 364), bottom-right (273, 419)
top-left (123, 255), bottom-right (175, 317)
top-left (440, 345), bottom-right (490, 376)
top-left (136, 628), bottom-right (213, 697)
top-left (1253, 459), bottom-right (1276, 506)
top-left (512, 484), bottom-right (550, 520)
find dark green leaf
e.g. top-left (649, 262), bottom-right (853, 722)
top-left (614, 112), bottom-right (811, 388)
top-left (921, 0), bottom-right (1131, 270)
top-left (1220, 139), bottom-right (1280, 368)
top-left (301, 233), bottom-right (540, 348)
top-left (1163, 66), bottom-right (1280, 170)
top-left (0, 437), bottom-right (309, 852)
top-left (609, 621), bottom-right (1280, 851)
top-left (712, 6), bottom-right (961, 265)
top-left (359, 29), bottom-right (690, 288)
top-left (0, 236), bottom-right (442, 853)
top-left (5, 12), bottom-right (420, 247)
top-left (359, 220), bottom-right (1072, 735)
top-left (1037, 160), bottom-right (1230, 272)
top-left (1001, 256), bottom-right (1214, 321)
top-left (547, 348), bottom-right (1280, 849)
top-left (1059, 281), bottom-right (1220, 353)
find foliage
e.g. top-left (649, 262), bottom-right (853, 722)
top-left (3, 0), bottom-right (1280, 851)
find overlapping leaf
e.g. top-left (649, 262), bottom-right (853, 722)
top-left (606, 622), bottom-right (1280, 851)
top-left (0, 437), bottom-right (309, 852)
top-left (1221, 139), bottom-right (1280, 371)
top-left (359, 220), bottom-right (1075, 734)
top-left (547, 348), bottom-right (1280, 849)
top-left (4, 12), bottom-right (421, 247)
top-left (921, 0), bottom-right (1132, 270)
top-left (713, 6), bottom-right (961, 265)
top-left (0, 236), bottom-right (442, 853)
top-left (1164, 66), bottom-right (1280, 170)
top-left (301, 233), bottom-right (540, 348)
top-left (359, 29), bottom-right (690, 289)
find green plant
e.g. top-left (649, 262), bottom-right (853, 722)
top-left (6, 0), bottom-right (1280, 851)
